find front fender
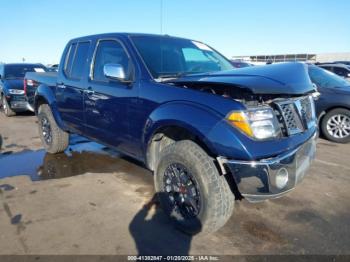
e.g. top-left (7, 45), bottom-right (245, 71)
top-left (143, 101), bottom-right (234, 157)
top-left (35, 85), bottom-right (66, 130)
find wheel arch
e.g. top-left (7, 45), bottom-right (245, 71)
top-left (143, 102), bottom-right (223, 171)
top-left (34, 85), bottom-right (66, 131)
top-left (319, 105), bottom-right (350, 125)
top-left (145, 123), bottom-right (217, 171)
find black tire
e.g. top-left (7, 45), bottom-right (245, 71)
top-left (1, 96), bottom-right (16, 117)
top-left (154, 140), bottom-right (234, 235)
top-left (321, 108), bottom-right (350, 143)
top-left (37, 104), bottom-right (69, 153)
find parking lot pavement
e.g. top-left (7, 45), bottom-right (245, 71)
top-left (0, 112), bottom-right (349, 255)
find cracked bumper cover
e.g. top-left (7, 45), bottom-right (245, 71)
top-left (219, 132), bottom-right (317, 202)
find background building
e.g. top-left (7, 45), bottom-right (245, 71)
top-left (232, 52), bottom-right (350, 65)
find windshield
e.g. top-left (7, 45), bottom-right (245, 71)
top-left (308, 65), bottom-right (349, 89)
top-left (4, 65), bottom-right (47, 79)
top-left (131, 35), bottom-right (234, 79)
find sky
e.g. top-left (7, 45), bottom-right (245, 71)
top-left (0, 0), bottom-right (349, 64)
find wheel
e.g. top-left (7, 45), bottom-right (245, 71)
top-left (1, 96), bottom-right (16, 117)
top-left (321, 108), bottom-right (350, 143)
top-left (154, 140), bottom-right (234, 235)
top-left (37, 104), bottom-right (69, 153)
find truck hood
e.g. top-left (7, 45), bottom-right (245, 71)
top-left (3, 79), bottom-right (24, 90)
top-left (169, 62), bottom-right (314, 95)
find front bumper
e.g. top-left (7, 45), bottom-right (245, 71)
top-left (5, 95), bottom-right (31, 112)
top-left (219, 132), bottom-right (317, 202)
top-left (10, 100), bottom-right (29, 111)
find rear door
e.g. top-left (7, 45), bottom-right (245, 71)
top-left (56, 41), bottom-right (91, 133)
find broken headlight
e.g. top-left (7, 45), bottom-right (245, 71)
top-left (227, 107), bottom-right (281, 140)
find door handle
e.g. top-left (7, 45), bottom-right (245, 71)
top-left (57, 83), bottom-right (66, 89)
top-left (85, 87), bottom-right (95, 95)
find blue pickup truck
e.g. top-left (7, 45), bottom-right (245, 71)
top-left (25, 33), bottom-right (317, 234)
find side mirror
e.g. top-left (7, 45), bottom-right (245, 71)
top-left (103, 63), bottom-right (128, 82)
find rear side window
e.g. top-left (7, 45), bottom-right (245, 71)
top-left (321, 66), bottom-right (332, 72)
top-left (333, 67), bottom-right (349, 77)
top-left (92, 40), bottom-right (131, 82)
top-left (64, 43), bottom-right (77, 77)
top-left (70, 42), bottom-right (90, 79)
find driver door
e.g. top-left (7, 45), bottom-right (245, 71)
top-left (84, 39), bottom-right (139, 156)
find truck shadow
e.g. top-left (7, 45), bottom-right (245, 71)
top-left (129, 193), bottom-right (200, 256)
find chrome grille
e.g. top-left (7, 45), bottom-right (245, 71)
top-left (275, 96), bottom-right (315, 136)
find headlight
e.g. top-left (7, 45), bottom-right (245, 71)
top-left (8, 89), bottom-right (24, 95)
top-left (227, 107), bottom-right (281, 140)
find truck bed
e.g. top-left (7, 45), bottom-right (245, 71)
top-left (25, 71), bottom-right (58, 110)
top-left (25, 71), bottom-right (57, 86)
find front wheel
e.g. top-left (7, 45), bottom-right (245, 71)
top-left (321, 108), bottom-right (350, 143)
top-left (154, 140), bottom-right (234, 235)
top-left (1, 96), bottom-right (16, 117)
top-left (37, 104), bottom-right (69, 153)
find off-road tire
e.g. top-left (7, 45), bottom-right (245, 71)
top-left (154, 140), bottom-right (234, 235)
top-left (321, 108), bottom-right (350, 143)
top-left (38, 104), bottom-right (69, 153)
top-left (1, 96), bottom-right (16, 117)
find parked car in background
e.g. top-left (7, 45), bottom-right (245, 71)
top-left (334, 61), bottom-right (350, 66)
top-left (25, 33), bottom-right (317, 234)
top-left (308, 65), bottom-right (350, 143)
top-left (0, 63), bottom-right (47, 116)
top-left (230, 60), bottom-right (253, 68)
top-left (46, 64), bottom-right (59, 72)
top-left (317, 63), bottom-right (350, 81)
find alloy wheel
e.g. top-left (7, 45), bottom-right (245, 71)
top-left (41, 117), bottom-right (53, 144)
top-left (2, 97), bottom-right (7, 114)
top-left (163, 163), bottom-right (201, 219)
top-left (326, 114), bottom-right (350, 139)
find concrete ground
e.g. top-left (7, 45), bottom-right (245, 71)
top-left (0, 112), bottom-right (349, 255)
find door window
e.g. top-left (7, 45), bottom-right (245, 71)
top-left (321, 66), bottom-right (332, 72)
top-left (64, 43), bottom-right (77, 77)
top-left (333, 67), bottom-right (349, 77)
top-left (70, 42), bottom-right (90, 79)
top-left (92, 40), bottom-right (131, 82)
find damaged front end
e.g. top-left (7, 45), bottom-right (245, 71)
top-left (166, 62), bottom-right (318, 201)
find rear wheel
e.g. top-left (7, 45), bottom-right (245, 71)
top-left (321, 108), bottom-right (350, 143)
top-left (154, 140), bottom-right (234, 235)
top-left (37, 104), bottom-right (69, 153)
top-left (1, 96), bottom-right (16, 117)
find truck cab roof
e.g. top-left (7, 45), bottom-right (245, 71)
top-left (69, 32), bottom-right (200, 43)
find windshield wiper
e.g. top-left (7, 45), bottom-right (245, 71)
top-left (155, 72), bottom-right (194, 82)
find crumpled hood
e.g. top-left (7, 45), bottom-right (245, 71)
top-left (170, 62), bottom-right (314, 95)
top-left (3, 79), bottom-right (24, 90)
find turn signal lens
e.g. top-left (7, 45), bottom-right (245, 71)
top-left (227, 107), bottom-right (280, 140)
top-left (227, 112), bottom-right (253, 137)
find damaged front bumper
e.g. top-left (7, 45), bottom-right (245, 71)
top-left (218, 132), bottom-right (317, 202)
